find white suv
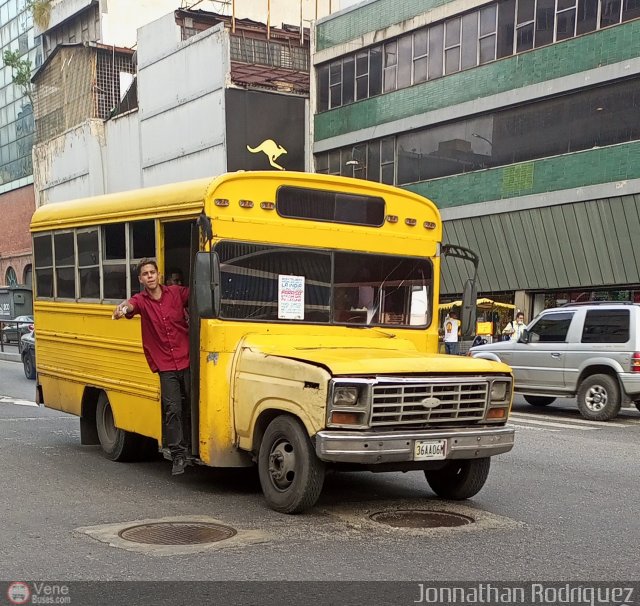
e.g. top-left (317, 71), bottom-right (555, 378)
top-left (469, 302), bottom-right (640, 421)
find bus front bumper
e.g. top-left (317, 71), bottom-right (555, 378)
top-left (314, 426), bottom-right (515, 464)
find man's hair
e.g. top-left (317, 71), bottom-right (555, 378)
top-left (516, 311), bottom-right (525, 319)
top-left (136, 258), bottom-right (158, 275)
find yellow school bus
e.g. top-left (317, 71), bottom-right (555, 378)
top-left (30, 171), bottom-right (514, 513)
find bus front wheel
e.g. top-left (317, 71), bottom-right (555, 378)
top-left (258, 415), bottom-right (325, 514)
top-left (96, 392), bottom-right (141, 462)
top-left (424, 457), bottom-right (491, 500)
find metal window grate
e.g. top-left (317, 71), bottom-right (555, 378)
top-left (33, 46), bottom-right (134, 144)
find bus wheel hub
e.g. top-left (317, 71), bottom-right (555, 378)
top-left (268, 441), bottom-right (295, 488)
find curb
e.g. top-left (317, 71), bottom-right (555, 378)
top-left (0, 352), bottom-right (21, 363)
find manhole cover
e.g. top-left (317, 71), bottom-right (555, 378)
top-left (118, 522), bottom-right (237, 545)
top-left (370, 510), bottom-right (474, 528)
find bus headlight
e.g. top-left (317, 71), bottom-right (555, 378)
top-left (328, 381), bottom-right (372, 428)
top-left (490, 380), bottom-right (509, 402)
top-left (333, 386), bottom-right (359, 406)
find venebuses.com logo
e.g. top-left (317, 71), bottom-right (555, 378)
top-left (6, 582), bottom-right (70, 605)
top-left (7, 583), bottom-right (30, 605)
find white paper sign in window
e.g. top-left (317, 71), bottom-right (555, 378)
top-left (278, 275), bottom-right (305, 320)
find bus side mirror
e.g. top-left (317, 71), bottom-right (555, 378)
top-left (460, 278), bottom-right (477, 338)
top-left (194, 251), bottom-right (220, 318)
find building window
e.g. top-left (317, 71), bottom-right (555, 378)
top-left (577, 0), bottom-right (600, 33)
top-left (397, 34), bottom-right (413, 89)
top-left (355, 50), bottom-right (370, 99)
top-left (316, 76), bottom-right (640, 185)
top-left (479, 5), bottom-right (498, 63)
top-left (600, 0), bottom-right (623, 26)
top-left (556, 0), bottom-right (578, 39)
top-left (342, 56), bottom-right (355, 105)
top-left (317, 64), bottom-right (329, 112)
top-left (383, 40), bottom-right (397, 92)
top-left (623, 0), bottom-right (640, 20)
top-left (516, 0), bottom-right (536, 51)
top-left (5, 266), bottom-right (17, 287)
top-left (444, 17), bottom-right (462, 74)
top-left (535, 0), bottom-right (555, 47)
top-left (412, 30), bottom-right (428, 83)
top-left (315, 0), bottom-right (640, 113)
top-left (380, 137), bottom-right (396, 184)
top-left (329, 60), bottom-right (342, 108)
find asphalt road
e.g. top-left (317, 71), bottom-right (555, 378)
top-left (1, 358), bottom-right (639, 583)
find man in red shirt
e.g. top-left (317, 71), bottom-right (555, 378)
top-left (113, 258), bottom-right (191, 475)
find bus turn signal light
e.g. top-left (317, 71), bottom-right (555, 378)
top-left (486, 408), bottom-right (506, 420)
top-left (331, 411), bottom-right (360, 425)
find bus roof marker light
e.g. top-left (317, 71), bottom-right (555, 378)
top-left (260, 201), bottom-right (275, 210)
top-left (423, 221), bottom-right (436, 230)
top-left (405, 218), bottom-right (417, 226)
top-left (386, 214), bottom-right (399, 224)
top-left (214, 198), bottom-right (230, 207)
top-left (239, 199), bottom-right (254, 208)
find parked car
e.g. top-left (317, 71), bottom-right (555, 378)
top-left (1, 315), bottom-right (34, 345)
top-left (469, 302), bottom-right (640, 421)
top-left (20, 330), bottom-right (36, 380)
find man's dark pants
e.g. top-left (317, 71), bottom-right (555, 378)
top-left (159, 368), bottom-right (191, 459)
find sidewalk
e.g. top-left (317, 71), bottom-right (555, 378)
top-left (0, 350), bottom-right (20, 363)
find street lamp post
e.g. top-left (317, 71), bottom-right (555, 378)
top-left (471, 132), bottom-right (492, 147)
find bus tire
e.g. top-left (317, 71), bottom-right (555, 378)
top-left (424, 457), bottom-right (491, 500)
top-left (258, 415), bottom-right (325, 514)
top-left (96, 392), bottom-right (140, 462)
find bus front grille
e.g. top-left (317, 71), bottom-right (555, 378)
top-left (371, 381), bottom-right (488, 427)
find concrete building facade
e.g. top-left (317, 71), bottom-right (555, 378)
top-left (32, 9), bottom-right (310, 204)
top-left (312, 0), bottom-right (640, 319)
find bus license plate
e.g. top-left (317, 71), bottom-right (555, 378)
top-left (414, 439), bottom-right (447, 461)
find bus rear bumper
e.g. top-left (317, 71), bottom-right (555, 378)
top-left (314, 426), bottom-right (515, 464)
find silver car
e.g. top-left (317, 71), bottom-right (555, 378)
top-left (469, 302), bottom-right (640, 421)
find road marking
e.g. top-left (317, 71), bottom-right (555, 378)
top-left (509, 423), bottom-right (560, 432)
top-left (0, 396), bottom-right (38, 407)
top-left (509, 414), bottom-right (596, 430)
top-left (512, 410), bottom-right (629, 428)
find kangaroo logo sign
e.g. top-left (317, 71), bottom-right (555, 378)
top-left (246, 139), bottom-right (288, 170)
top-left (226, 89), bottom-right (304, 172)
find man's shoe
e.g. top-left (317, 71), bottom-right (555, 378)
top-left (172, 456), bottom-right (186, 476)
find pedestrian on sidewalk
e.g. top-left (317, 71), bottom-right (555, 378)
top-left (443, 310), bottom-right (461, 355)
top-left (503, 311), bottom-right (527, 342)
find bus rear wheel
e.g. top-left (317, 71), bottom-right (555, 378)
top-left (96, 392), bottom-right (143, 462)
top-left (258, 415), bottom-right (325, 514)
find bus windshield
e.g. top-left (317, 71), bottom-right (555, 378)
top-left (217, 241), bottom-right (433, 327)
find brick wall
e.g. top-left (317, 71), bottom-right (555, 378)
top-left (315, 20), bottom-right (640, 140)
top-left (0, 185), bottom-right (35, 286)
